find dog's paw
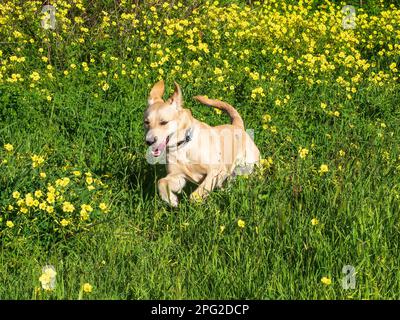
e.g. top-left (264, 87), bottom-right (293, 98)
top-left (169, 197), bottom-right (179, 207)
top-left (160, 193), bottom-right (179, 207)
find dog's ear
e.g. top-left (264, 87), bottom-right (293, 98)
top-left (148, 80), bottom-right (165, 105)
top-left (168, 82), bottom-right (183, 110)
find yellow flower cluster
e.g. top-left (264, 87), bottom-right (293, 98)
top-left (1, 147), bottom-right (112, 239)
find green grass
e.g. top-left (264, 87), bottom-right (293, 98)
top-left (0, 0), bottom-right (400, 299)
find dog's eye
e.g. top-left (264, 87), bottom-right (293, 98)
top-left (160, 121), bottom-right (169, 126)
top-left (144, 120), bottom-right (150, 126)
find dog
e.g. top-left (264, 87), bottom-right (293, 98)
top-left (144, 80), bottom-right (260, 207)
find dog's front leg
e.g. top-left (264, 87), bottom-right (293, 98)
top-left (158, 174), bottom-right (186, 207)
top-left (190, 170), bottom-right (226, 202)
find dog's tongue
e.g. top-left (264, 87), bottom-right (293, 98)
top-left (152, 139), bottom-right (167, 157)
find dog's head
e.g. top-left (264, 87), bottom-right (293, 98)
top-left (144, 80), bottom-right (189, 157)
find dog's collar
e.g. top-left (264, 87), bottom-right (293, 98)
top-left (168, 127), bottom-right (193, 150)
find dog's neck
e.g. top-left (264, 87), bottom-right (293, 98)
top-left (167, 127), bottom-right (193, 151)
top-left (166, 108), bottom-right (196, 152)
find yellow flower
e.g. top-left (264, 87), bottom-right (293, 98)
top-left (214, 108), bottom-right (222, 115)
top-left (35, 190), bottom-right (43, 198)
top-left (46, 206), bottom-right (54, 214)
top-left (40, 172), bottom-right (47, 179)
top-left (83, 283), bottom-right (93, 293)
top-left (262, 114), bottom-right (272, 122)
top-left (60, 219), bottom-right (70, 227)
top-left (339, 150), bottom-right (346, 157)
top-left (46, 192), bottom-right (55, 203)
top-left (20, 207), bottom-right (28, 214)
top-left (31, 155), bottom-right (45, 168)
top-left (86, 176), bottom-right (93, 185)
top-left (80, 210), bottom-right (89, 221)
top-left (72, 170), bottom-right (81, 176)
top-left (237, 219), bottom-right (245, 228)
top-left (81, 204), bottom-right (93, 212)
top-left (4, 143), bottom-right (13, 152)
top-left (56, 177), bottom-right (70, 188)
top-left (311, 218), bottom-right (319, 226)
top-left (12, 191), bottom-right (20, 199)
top-left (39, 202), bottom-right (47, 210)
top-left (319, 164), bottom-right (329, 174)
top-left (62, 202), bottom-right (75, 213)
top-left (102, 82), bottom-right (110, 91)
top-left (25, 194), bottom-right (35, 207)
top-left (299, 148), bottom-right (309, 159)
top-left (260, 157), bottom-right (273, 169)
top-left (321, 277), bottom-right (332, 285)
top-left (6, 221), bottom-right (14, 228)
top-left (220, 225), bottom-right (225, 233)
top-left (99, 203), bottom-right (108, 211)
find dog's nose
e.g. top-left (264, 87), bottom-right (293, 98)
top-left (146, 137), bottom-right (157, 146)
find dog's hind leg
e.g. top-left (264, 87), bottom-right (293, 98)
top-left (158, 174), bottom-right (186, 207)
top-left (190, 170), bottom-right (227, 202)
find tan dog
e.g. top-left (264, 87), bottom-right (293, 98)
top-left (144, 80), bottom-right (260, 207)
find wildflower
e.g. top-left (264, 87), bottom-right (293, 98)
top-left (319, 164), bottom-right (329, 175)
top-left (62, 202), bottom-right (75, 213)
top-left (321, 277), bottom-right (332, 285)
top-left (81, 204), bottom-right (93, 212)
top-left (46, 206), bottom-right (54, 214)
top-left (32, 155), bottom-right (45, 168)
top-left (60, 219), bottom-right (70, 227)
top-left (260, 157), bottom-right (273, 169)
top-left (12, 191), bottom-right (20, 199)
top-left (99, 203), bottom-right (108, 211)
top-left (6, 221), bottom-right (14, 228)
top-left (72, 170), bottom-right (81, 176)
top-left (237, 219), bottom-right (245, 228)
top-left (311, 218), bottom-right (319, 226)
top-left (86, 176), bottom-right (93, 185)
top-left (56, 177), bottom-right (70, 188)
top-left (39, 202), bottom-right (47, 210)
top-left (83, 283), bottom-right (93, 293)
top-left (4, 143), bottom-right (13, 152)
top-left (102, 82), bottom-right (109, 91)
top-left (214, 108), bottom-right (222, 115)
top-left (35, 190), bottom-right (43, 198)
top-left (40, 172), bottom-right (47, 179)
top-left (262, 114), bottom-right (272, 122)
top-left (220, 225), bottom-right (225, 233)
top-left (299, 148), bottom-right (309, 159)
top-left (80, 210), bottom-right (89, 221)
top-left (46, 192), bottom-right (55, 204)
top-left (339, 150), bottom-right (346, 157)
top-left (25, 193), bottom-right (35, 207)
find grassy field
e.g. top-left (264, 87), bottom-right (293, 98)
top-left (0, 0), bottom-right (399, 299)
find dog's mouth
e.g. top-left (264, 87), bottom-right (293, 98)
top-left (151, 135), bottom-right (170, 157)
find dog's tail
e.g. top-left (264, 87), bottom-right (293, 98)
top-left (193, 96), bottom-right (244, 129)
